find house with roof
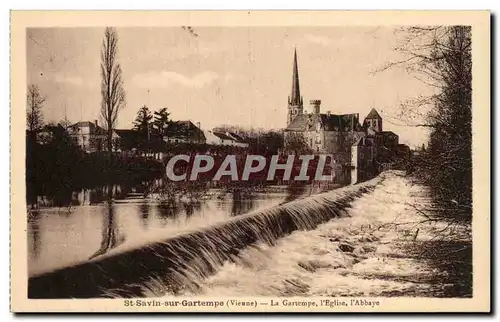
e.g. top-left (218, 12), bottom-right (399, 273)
top-left (68, 120), bottom-right (119, 153)
top-left (204, 130), bottom-right (223, 145)
top-left (226, 132), bottom-right (249, 148)
top-left (204, 130), bottom-right (250, 147)
top-left (211, 131), bottom-right (236, 146)
top-left (36, 124), bottom-right (66, 145)
top-left (163, 121), bottom-right (206, 144)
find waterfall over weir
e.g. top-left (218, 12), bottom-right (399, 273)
top-left (28, 176), bottom-right (383, 299)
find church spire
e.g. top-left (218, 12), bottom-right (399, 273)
top-left (287, 48), bottom-right (304, 126)
top-left (290, 48), bottom-right (302, 106)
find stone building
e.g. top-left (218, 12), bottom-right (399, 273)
top-left (282, 49), bottom-right (399, 184)
top-left (351, 136), bottom-right (376, 184)
top-left (283, 50), bottom-right (365, 171)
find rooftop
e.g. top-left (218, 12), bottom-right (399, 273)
top-left (212, 132), bottom-right (234, 141)
top-left (164, 121), bottom-right (206, 141)
top-left (365, 108), bottom-right (382, 119)
top-left (285, 113), bottom-right (362, 132)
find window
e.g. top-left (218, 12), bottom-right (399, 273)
top-left (315, 135), bottom-right (321, 144)
top-left (373, 119), bottom-right (378, 128)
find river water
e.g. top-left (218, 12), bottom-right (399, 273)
top-left (28, 183), bottom-right (339, 277)
top-left (28, 173), bottom-right (471, 298)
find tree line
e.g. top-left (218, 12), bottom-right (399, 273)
top-left (26, 27), bottom-right (164, 205)
top-left (379, 26), bottom-right (472, 220)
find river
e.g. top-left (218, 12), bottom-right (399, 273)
top-left (27, 182), bottom-right (339, 277)
top-left (27, 173), bottom-right (471, 298)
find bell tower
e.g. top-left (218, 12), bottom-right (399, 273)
top-left (287, 48), bottom-right (303, 125)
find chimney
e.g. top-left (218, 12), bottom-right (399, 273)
top-left (326, 110), bottom-right (331, 116)
top-left (94, 120), bottom-right (98, 127)
top-left (310, 100), bottom-right (321, 114)
top-left (196, 122), bottom-right (201, 129)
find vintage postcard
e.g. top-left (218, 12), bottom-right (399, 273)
top-left (10, 11), bottom-right (490, 312)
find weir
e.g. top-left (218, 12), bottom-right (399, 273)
top-left (28, 176), bottom-right (383, 299)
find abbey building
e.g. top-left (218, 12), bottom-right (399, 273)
top-left (283, 49), bottom-right (406, 183)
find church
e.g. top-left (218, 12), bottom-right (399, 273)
top-left (283, 49), bottom-right (399, 183)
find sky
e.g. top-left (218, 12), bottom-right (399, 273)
top-left (27, 27), bottom-right (433, 148)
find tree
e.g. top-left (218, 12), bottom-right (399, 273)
top-left (152, 107), bottom-right (171, 135)
top-left (26, 84), bottom-right (45, 133)
top-left (60, 107), bottom-right (71, 130)
top-left (100, 27), bottom-right (126, 153)
top-left (253, 131), bottom-right (284, 154)
top-left (283, 132), bottom-right (313, 155)
top-left (133, 105), bottom-right (153, 136)
top-left (59, 117), bottom-right (71, 130)
top-left (377, 26), bottom-right (472, 219)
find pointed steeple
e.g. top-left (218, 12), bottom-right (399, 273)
top-left (286, 49), bottom-right (304, 126)
top-left (290, 48), bottom-right (302, 106)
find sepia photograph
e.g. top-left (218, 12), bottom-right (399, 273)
top-left (10, 10), bottom-right (490, 312)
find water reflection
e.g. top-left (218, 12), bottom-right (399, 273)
top-left (89, 186), bottom-right (105, 205)
top-left (28, 211), bottom-right (41, 259)
top-left (138, 203), bottom-right (151, 229)
top-left (27, 182), bottom-right (318, 276)
top-left (283, 184), bottom-right (308, 204)
top-left (156, 202), bottom-right (181, 222)
top-left (34, 184), bottom-right (129, 208)
top-left (184, 203), bottom-right (196, 220)
top-left (231, 190), bottom-right (257, 216)
top-left (89, 202), bottom-right (125, 260)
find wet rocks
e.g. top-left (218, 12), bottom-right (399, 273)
top-left (322, 232), bottom-right (343, 243)
top-left (338, 243), bottom-right (355, 253)
top-left (358, 234), bottom-right (380, 242)
top-left (298, 260), bottom-right (316, 272)
top-left (281, 278), bottom-right (310, 295)
top-left (362, 245), bottom-right (377, 253)
top-left (298, 259), bottom-right (335, 272)
top-left (354, 245), bottom-right (377, 255)
top-left (310, 259), bottom-right (335, 269)
top-left (311, 247), bottom-right (329, 256)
